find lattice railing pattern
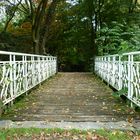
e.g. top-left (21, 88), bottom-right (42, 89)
top-left (0, 51), bottom-right (57, 105)
top-left (95, 51), bottom-right (140, 107)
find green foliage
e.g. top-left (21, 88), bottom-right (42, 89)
top-left (97, 22), bottom-right (140, 55)
top-left (118, 41), bottom-right (130, 53)
top-left (0, 31), bottom-right (32, 53)
top-left (96, 22), bottom-right (123, 55)
top-left (46, 1), bottom-right (93, 71)
top-left (0, 0), bottom-right (140, 71)
top-left (112, 88), bottom-right (128, 98)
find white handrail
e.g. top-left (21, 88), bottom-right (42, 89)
top-left (0, 51), bottom-right (57, 105)
top-left (0, 50), bottom-right (48, 57)
top-left (95, 51), bottom-right (140, 107)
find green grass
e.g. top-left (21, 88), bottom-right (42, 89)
top-left (95, 129), bottom-right (133, 140)
top-left (0, 128), bottom-right (139, 140)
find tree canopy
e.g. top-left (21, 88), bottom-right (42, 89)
top-left (0, 0), bottom-right (140, 71)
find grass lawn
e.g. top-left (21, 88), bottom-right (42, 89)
top-left (0, 128), bottom-right (139, 140)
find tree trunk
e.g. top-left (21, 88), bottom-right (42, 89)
top-left (89, 15), bottom-right (97, 73)
top-left (39, 0), bottom-right (59, 54)
top-left (3, 17), bottom-right (12, 32)
top-left (87, 0), bottom-right (97, 73)
top-left (31, 0), bottom-right (48, 54)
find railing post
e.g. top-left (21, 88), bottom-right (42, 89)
top-left (42, 57), bottom-right (44, 80)
top-left (51, 57), bottom-right (53, 76)
top-left (9, 54), bottom-right (14, 103)
top-left (128, 54), bottom-right (134, 99)
top-left (51, 57), bottom-right (52, 75)
top-left (104, 56), bottom-right (106, 80)
top-left (52, 57), bottom-right (54, 75)
top-left (107, 56), bottom-right (110, 83)
top-left (101, 57), bottom-right (103, 79)
top-left (32, 56), bottom-right (35, 86)
top-left (56, 57), bottom-right (58, 73)
top-left (118, 55), bottom-right (122, 90)
top-left (46, 57), bottom-right (49, 78)
top-left (40, 57), bottom-right (42, 81)
top-left (130, 55), bottom-right (134, 99)
top-left (50, 57), bottom-right (52, 76)
top-left (112, 56), bottom-right (116, 86)
top-left (38, 56), bottom-right (41, 84)
top-left (54, 57), bottom-right (56, 74)
top-left (23, 55), bottom-right (28, 94)
top-left (13, 55), bottom-right (16, 101)
top-left (48, 57), bottom-right (50, 77)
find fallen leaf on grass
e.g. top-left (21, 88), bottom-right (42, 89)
top-left (72, 135), bottom-right (79, 140)
top-left (112, 131), bottom-right (118, 136)
top-left (134, 136), bottom-right (140, 140)
top-left (127, 116), bottom-right (134, 123)
top-left (6, 136), bottom-right (11, 140)
top-left (86, 132), bottom-right (107, 140)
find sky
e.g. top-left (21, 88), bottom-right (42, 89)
top-left (67, 0), bottom-right (78, 5)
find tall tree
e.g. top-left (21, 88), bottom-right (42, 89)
top-left (39, 0), bottom-right (60, 54)
top-left (31, 0), bottom-right (48, 54)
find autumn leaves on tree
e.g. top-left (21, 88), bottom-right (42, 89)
top-left (0, 0), bottom-right (140, 71)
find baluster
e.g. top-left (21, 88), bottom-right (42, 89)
top-left (118, 55), bottom-right (122, 90)
top-left (9, 54), bottom-right (14, 105)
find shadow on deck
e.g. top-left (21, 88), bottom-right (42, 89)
top-left (1, 73), bottom-right (140, 123)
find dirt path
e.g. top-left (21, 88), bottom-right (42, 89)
top-left (1, 72), bottom-right (140, 122)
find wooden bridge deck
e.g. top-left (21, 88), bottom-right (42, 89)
top-left (1, 73), bottom-right (140, 122)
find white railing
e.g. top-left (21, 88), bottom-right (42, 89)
top-left (95, 51), bottom-right (140, 107)
top-left (0, 51), bottom-right (57, 105)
